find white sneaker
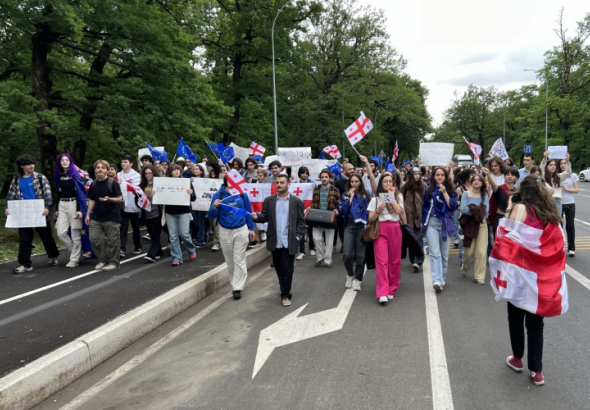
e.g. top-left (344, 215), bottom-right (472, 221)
top-left (13, 265), bottom-right (33, 274)
top-left (310, 250), bottom-right (316, 256)
top-left (296, 253), bottom-right (305, 260)
top-left (569, 250), bottom-right (575, 257)
top-left (95, 262), bottom-right (106, 270)
top-left (66, 260), bottom-right (79, 268)
top-left (379, 296), bottom-right (388, 305)
top-left (102, 263), bottom-right (119, 271)
top-left (346, 276), bottom-right (353, 288)
top-left (352, 279), bottom-right (362, 291)
top-left (433, 282), bottom-right (443, 292)
top-left (412, 263), bottom-right (419, 272)
top-left (49, 257), bottom-right (59, 266)
top-left (387, 295), bottom-right (394, 300)
top-left (260, 232), bottom-right (267, 242)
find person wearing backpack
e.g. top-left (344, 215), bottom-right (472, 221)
top-left (208, 176), bottom-right (256, 300)
top-left (85, 160), bottom-right (123, 271)
top-left (6, 155), bottom-right (60, 274)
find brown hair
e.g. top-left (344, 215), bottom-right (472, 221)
top-left (427, 167), bottom-right (455, 198)
top-left (488, 156), bottom-right (507, 175)
top-left (167, 163), bottom-right (181, 177)
top-left (543, 159), bottom-right (561, 188)
top-left (93, 159), bottom-right (110, 170)
top-left (471, 174), bottom-right (488, 200)
top-left (517, 176), bottom-right (561, 225)
top-left (345, 174), bottom-right (369, 201)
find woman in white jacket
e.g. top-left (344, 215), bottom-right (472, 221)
top-left (540, 151), bottom-right (571, 216)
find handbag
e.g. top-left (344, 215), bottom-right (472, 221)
top-left (362, 198), bottom-right (380, 242)
top-left (304, 208), bottom-right (337, 229)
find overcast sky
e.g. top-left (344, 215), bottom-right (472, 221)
top-left (358, 0), bottom-right (590, 126)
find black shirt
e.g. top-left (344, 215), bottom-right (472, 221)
top-left (335, 178), bottom-right (347, 195)
top-left (88, 178), bottom-right (123, 222)
top-left (58, 178), bottom-right (76, 199)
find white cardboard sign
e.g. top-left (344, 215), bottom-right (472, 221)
top-left (548, 146), bottom-right (568, 160)
top-left (5, 199), bottom-right (47, 228)
top-left (138, 147), bottom-right (164, 158)
top-left (290, 159), bottom-right (338, 181)
top-left (278, 147), bottom-right (312, 165)
top-left (419, 143), bottom-right (454, 166)
top-left (152, 177), bottom-right (192, 206)
top-left (191, 178), bottom-right (223, 211)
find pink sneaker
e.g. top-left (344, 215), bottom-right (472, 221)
top-left (171, 261), bottom-right (180, 266)
top-left (506, 356), bottom-right (523, 372)
top-left (529, 371), bottom-right (545, 386)
top-left (190, 253), bottom-right (196, 260)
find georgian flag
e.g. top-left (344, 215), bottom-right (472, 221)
top-left (489, 218), bottom-right (568, 317)
top-left (243, 183), bottom-right (314, 213)
top-left (323, 145), bottom-right (342, 159)
top-left (344, 111), bottom-right (373, 146)
top-left (392, 141), bottom-right (399, 161)
top-left (463, 137), bottom-right (482, 165)
top-left (249, 141), bottom-right (266, 157)
top-left (136, 188), bottom-right (152, 212)
top-left (226, 169), bottom-right (247, 195)
top-left (76, 166), bottom-right (89, 179)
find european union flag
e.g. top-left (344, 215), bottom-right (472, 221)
top-left (225, 205), bottom-right (248, 217)
top-left (318, 152), bottom-right (325, 159)
top-left (206, 141), bottom-right (218, 154)
top-left (176, 139), bottom-right (197, 163)
top-left (252, 155), bottom-right (264, 163)
top-left (146, 143), bottom-right (168, 162)
top-left (328, 161), bottom-right (343, 181)
top-left (386, 163), bottom-right (396, 172)
top-left (370, 156), bottom-right (382, 168)
top-left (216, 143), bottom-right (235, 164)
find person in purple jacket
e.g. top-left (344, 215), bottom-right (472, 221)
top-left (422, 167), bottom-right (457, 293)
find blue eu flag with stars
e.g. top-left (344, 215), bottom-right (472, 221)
top-left (206, 141), bottom-right (218, 154)
top-left (176, 139), bottom-right (197, 163)
top-left (216, 143), bottom-right (235, 163)
top-left (146, 143), bottom-right (168, 162)
top-left (328, 162), bottom-right (343, 181)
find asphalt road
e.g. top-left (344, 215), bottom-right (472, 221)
top-left (31, 191), bottom-right (590, 410)
top-left (0, 231), bottom-right (228, 378)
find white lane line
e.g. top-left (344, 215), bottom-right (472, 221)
top-left (0, 253), bottom-right (148, 306)
top-left (422, 257), bottom-right (454, 410)
top-left (58, 266), bottom-right (271, 410)
top-left (565, 264), bottom-right (590, 292)
top-left (575, 219), bottom-right (590, 228)
top-left (576, 194), bottom-right (590, 199)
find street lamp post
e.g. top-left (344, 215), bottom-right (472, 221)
top-left (523, 69), bottom-right (549, 151)
top-left (272, 0), bottom-right (292, 154)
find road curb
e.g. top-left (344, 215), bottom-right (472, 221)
top-left (0, 246), bottom-right (270, 410)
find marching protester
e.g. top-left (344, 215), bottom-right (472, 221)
top-left (295, 166), bottom-right (316, 260)
top-left (334, 163), bottom-right (356, 254)
top-left (422, 167), bottom-right (457, 293)
top-left (85, 160), bottom-right (123, 271)
top-left (139, 165), bottom-right (163, 262)
top-left (402, 167), bottom-right (426, 272)
top-left (264, 160), bottom-right (282, 183)
top-left (208, 176), bottom-right (256, 299)
top-left (206, 159), bottom-right (224, 251)
top-left (362, 158), bottom-right (380, 192)
top-left (163, 163), bottom-right (197, 266)
top-left (339, 173), bottom-right (371, 291)
top-left (490, 167), bottom-right (520, 237)
top-left (560, 158), bottom-right (579, 256)
top-left (252, 174), bottom-right (306, 307)
top-left (455, 168), bottom-right (474, 266)
top-left (367, 172), bottom-right (404, 305)
top-left (459, 174), bottom-right (489, 284)
top-left (231, 158), bottom-right (245, 176)
top-left (117, 155), bottom-right (142, 258)
top-left (182, 158), bottom-right (196, 178)
top-left (6, 155), bottom-right (60, 273)
top-left (107, 163), bottom-right (118, 179)
top-left (311, 168), bottom-right (341, 268)
top-left (53, 154), bottom-right (89, 268)
top-left (190, 164), bottom-right (208, 248)
top-left (517, 153), bottom-right (534, 185)
top-left (244, 158), bottom-right (258, 183)
top-left (492, 176), bottom-right (568, 386)
top-left (540, 151), bottom-right (572, 217)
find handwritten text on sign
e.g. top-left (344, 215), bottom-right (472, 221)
top-left (152, 177), bottom-right (192, 206)
top-left (278, 147), bottom-right (312, 165)
top-left (191, 178), bottom-right (223, 211)
top-left (548, 146), bottom-right (568, 160)
top-left (6, 199), bottom-right (47, 228)
top-left (419, 143), bottom-right (455, 166)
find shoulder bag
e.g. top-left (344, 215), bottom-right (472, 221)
top-left (362, 198), bottom-right (380, 242)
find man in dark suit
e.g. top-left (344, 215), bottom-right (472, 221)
top-left (253, 174), bottom-right (306, 306)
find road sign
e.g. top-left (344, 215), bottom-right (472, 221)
top-left (378, 150), bottom-right (386, 158)
top-left (524, 145), bottom-right (532, 153)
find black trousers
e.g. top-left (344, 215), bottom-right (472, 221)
top-left (562, 203), bottom-right (576, 251)
top-left (507, 302), bottom-right (544, 372)
top-left (120, 211), bottom-right (141, 251)
top-left (343, 222), bottom-right (366, 281)
top-left (272, 247), bottom-right (295, 299)
top-left (146, 217), bottom-right (163, 259)
top-left (18, 218), bottom-right (59, 267)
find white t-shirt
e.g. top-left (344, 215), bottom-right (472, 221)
top-left (561, 173), bottom-right (579, 205)
top-left (368, 194), bottom-right (404, 222)
top-left (492, 174), bottom-right (505, 186)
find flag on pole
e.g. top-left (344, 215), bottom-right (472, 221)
top-left (249, 141), bottom-right (266, 157)
top-left (176, 139), bottom-right (197, 163)
top-left (344, 111), bottom-right (374, 146)
top-left (146, 143), bottom-right (169, 162)
top-left (490, 138), bottom-right (509, 160)
top-left (328, 162), bottom-right (343, 180)
top-left (463, 137), bottom-right (483, 165)
top-left (323, 145), bottom-right (342, 159)
top-left (489, 217), bottom-right (568, 317)
top-left (392, 141), bottom-right (399, 161)
top-left (216, 143), bottom-right (235, 164)
top-left (226, 169), bottom-right (247, 195)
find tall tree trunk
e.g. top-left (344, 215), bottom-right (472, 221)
top-left (227, 52), bottom-right (244, 145)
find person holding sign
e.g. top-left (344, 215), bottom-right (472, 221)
top-left (560, 158), bottom-right (579, 257)
top-left (367, 172), bottom-right (404, 305)
top-left (540, 151), bottom-right (572, 217)
top-left (139, 165), bottom-right (163, 262)
top-left (421, 167), bottom-right (457, 293)
top-left (6, 155), bottom-right (60, 274)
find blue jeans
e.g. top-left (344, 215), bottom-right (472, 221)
top-left (554, 198), bottom-right (562, 218)
top-left (426, 217), bottom-right (450, 285)
top-left (453, 209), bottom-right (461, 244)
top-left (166, 213), bottom-right (196, 263)
top-left (191, 210), bottom-right (207, 245)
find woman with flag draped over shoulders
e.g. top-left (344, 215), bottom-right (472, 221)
top-left (490, 175), bottom-right (568, 387)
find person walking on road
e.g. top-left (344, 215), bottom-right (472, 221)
top-left (85, 160), bottom-right (123, 271)
top-left (205, 159), bottom-right (225, 252)
top-left (162, 163), bottom-right (197, 266)
top-left (422, 167), bottom-right (457, 293)
top-left (252, 174), bottom-right (306, 307)
top-left (53, 153), bottom-right (89, 268)
top-left (117, 155), bottom-right (142, 258)
top-left (190, 164), bottom-right (208, 248)
top-left (139, 165), bottom-right (163, 262)
top-left (367, 172), bottom-right (404, 305)
top-left (540, 151), bottom-right (572, 217)
top-left (295, 166), bottom-right (316, 259)
top-left (402, 167), bottom-right (426, 272)
top-left (311, 169), bottom-right (340, 268)
top-left (208, 177), bottom-right (256, 300)
top-left (560, 158), bottom-right (578, 256)
top-left (6, 155), bottom-right (60, 274)
top-left (339, 174), bottom-right (371, 291)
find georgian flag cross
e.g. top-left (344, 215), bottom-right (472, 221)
top-left (344, 111), bottom-right (374, 146)
top-left (226, 169), bottom-right (247, 195)
top-left (249, 141), bottom-right (266, 157)
top-left (392, 140), bottom-right (399, 161)
top-left (463, 137), bottom-right (482, 166)
top-left (323, 145), bottom-right (342, 159)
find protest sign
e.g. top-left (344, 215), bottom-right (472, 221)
top-left (191, 178), bottom-right (223, 211)
top-left (278, 147), bottom-right (312, 165)
top-left (138, 147), bottom-right (164, 158)
top-left (230, 143), bottom-right (251, 162)
top-left (5, 199), bottom-right (47, 228)
top-left (490, 138), bottom-right (509, 160)
top-left (379, 192), bottom-right (396, 204)
top-left (290, 159), bottom-right (338, 180)
top-left (548, 146), bottom-right (568, 160)
top-left (263, 155), bottom-right (281, 167)
top-left (419, 143), bottom-right (454, 166)
top-left (152, 177), bottom-right (192, 205)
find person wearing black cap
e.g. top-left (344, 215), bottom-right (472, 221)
top-left (5, 155), bottom-right (60, 273)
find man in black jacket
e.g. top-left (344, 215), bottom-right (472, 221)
top-left (253, 174), bottom-right (306, 306)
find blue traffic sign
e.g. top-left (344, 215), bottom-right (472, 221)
top-left (524, 145), bottom-right (532, 153)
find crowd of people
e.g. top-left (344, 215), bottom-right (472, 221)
top-left (6, 148), bottom-right (574, 386)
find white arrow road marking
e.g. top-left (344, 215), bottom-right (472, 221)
top-left (252, 288), bottom-right (357, 379)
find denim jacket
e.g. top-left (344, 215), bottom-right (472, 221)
top-left (338, 191), bottom-right (370, 228)
top-left (421, 186), bottom-right (457, 240)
